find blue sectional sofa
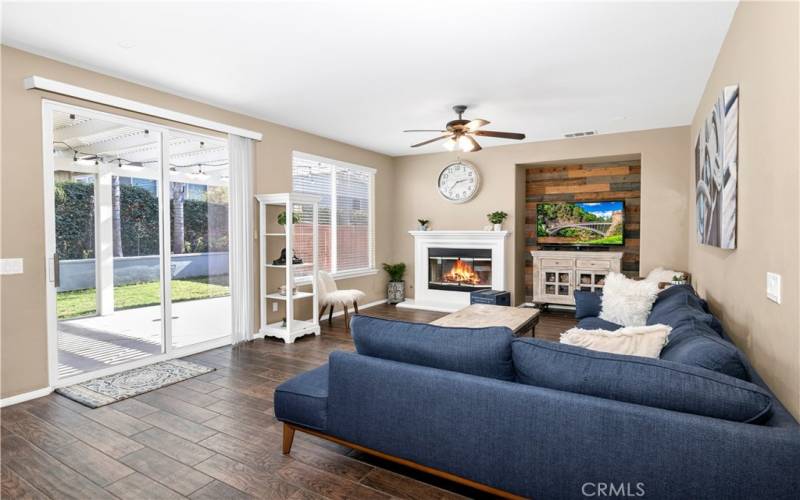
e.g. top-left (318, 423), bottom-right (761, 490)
top-left (274, 285), bottom-right (800, 499)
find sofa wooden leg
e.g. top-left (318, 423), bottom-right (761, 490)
top-left (353, 301), bottom-right (359, 314)
top-left (328, 305), bottom-right (334, 325)
top-left (343, 305), bottom-right (349, 332)
top-left (282, 424), bottom-right (295, 454)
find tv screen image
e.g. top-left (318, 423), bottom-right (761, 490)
top-left (536, 201), bottom-right (625, 246)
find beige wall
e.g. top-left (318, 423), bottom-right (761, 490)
top-left (0, 46), bottom-right (393, 399)
top-left (392, 127), bottom-right (689, 304)
top-left (688, 1), bottom-right (800, 418)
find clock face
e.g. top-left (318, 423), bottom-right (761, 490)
top-left (437, 161), bottom-right (480, 203)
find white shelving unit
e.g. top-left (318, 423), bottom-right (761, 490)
top-left (256, 193), bottom-right (320, 343)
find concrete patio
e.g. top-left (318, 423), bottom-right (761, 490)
top-left (57, 295), bottom-right (231, 378)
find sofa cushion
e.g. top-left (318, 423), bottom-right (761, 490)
top-left (660, 319), bottom-right (750, 381)
top-left (511, 338), bottom-right (772, 423)
top-left (274, 364), bottom-right (329, 431)
top-left (648, 285), bottom-right (724, 336)
top-left (573, 290), bottom-right (602, 320)
top-left (577, 316), bottom-right (624, 331)
top-left (351, 315), bottom-right (515, 381)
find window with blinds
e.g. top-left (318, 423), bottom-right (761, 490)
top-left (292, 153), bottom-right (374, 278)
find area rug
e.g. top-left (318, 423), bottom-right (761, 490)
top-left (56, 359), bottom-right (215, 408)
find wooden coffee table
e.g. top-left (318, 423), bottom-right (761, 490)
top-left (431, 304), bottom-right (541, 337)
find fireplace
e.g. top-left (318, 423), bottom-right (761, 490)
top-left (428, 248), bottom-right (492, 292)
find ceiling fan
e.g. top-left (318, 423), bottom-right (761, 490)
top-left (404, 105), bottom-right (526, 152)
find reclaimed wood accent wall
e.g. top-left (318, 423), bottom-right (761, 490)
top-left (524, 161), bottom-right (641, 301)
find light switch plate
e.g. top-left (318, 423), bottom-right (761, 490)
top-left (767, 272), bottom-right (781, 304)
top-left (272, 302), bottom-right (278, 312)
top-left (0, 258), bottom-right (23, 275)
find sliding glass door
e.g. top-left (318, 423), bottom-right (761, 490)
top-left (46, 103), bottom-right (230, 383)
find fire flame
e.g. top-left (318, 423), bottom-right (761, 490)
top-left (444, 258), bottom-right (481, 285)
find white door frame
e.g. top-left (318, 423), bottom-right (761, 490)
top-left (42, 100), bottom-right (231, 389)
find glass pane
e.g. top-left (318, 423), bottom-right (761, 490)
top-left (53, 109), bottom-right (163, 379)
top-left (292, 157), bottom-right (332, 274)
top-left (336, 167), bottom-right (370, 272)
top-left (558, 272), bottom-right (570, 283)
top-left (168, 132), bottom-right (231, 348)
top-left (545, 284), bottom-right (556, 295)
top-left (545, 272), bottom-right (556, 283)
top-left (558, 285), bottom-right (569, 296)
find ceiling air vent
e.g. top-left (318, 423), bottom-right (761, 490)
top-left (564, 130), bottom-right (598, 138)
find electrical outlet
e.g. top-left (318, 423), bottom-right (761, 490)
top-left (767, 272), bottom-right (781, 304)
top-left (272, 302), bottom-right (278, 312)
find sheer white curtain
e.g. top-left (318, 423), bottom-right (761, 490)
top-left (228, 134), bottom-right (255, 345)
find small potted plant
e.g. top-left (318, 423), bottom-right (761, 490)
top-left (671, 273), bottom-right (687, 285)
top-left (487, 211), bottom-right (508, 231)
top-left (277, 210), bottom-right (302, 226)
top-left (382, 262), bottom-right (406, 304)
top-left (417, 219), bottom-right (430, 231)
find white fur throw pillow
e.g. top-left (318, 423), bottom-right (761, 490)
top-left (645, 267), bottom-right (679, 283)
top-left (599, 272), bottom-right (659, 326)
top-left (561, 324), bottom-right (671, 358)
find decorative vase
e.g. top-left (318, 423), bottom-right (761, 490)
top-left (417, 224), bottom-right (428, 231)
top-left (387, 281), bottom-right (405, 304)
top-left (493, 223), bottom-right (502, 231)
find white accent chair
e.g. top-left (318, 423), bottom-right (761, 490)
top-left (317, 271), bottom-right (366, 332)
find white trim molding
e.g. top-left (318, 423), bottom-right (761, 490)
top-left (0, 387), bottom-right (53, 408)
top-left (25, 76), bottom-right (263, 141)
top-left (398, 230), bottom-right (510, 312)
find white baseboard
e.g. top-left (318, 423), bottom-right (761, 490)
top-left (0, 386), bottom-right (53, 408)
top-left (327, 299), bottom-right (387, 319)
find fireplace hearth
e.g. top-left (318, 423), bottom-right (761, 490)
top-left (428, 248), bottom-right (492, 292)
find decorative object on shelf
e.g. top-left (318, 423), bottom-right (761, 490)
top-left (281, 317), bottom-right (287, 327)
top-left (487, 211), bottom-right (508, 231)
top-left (695, 84), bottom-right (738, 249)
top-left (417, 219), bottom-right (430, 231)
top-left (404, 105), bottom-right (526, 152)
top-left (279, 285), bottom-right (298, 296)
top-left (277, 210), bottom-right (302, 226)
top-left (317, 271), bottom-right (365, 332)
top-left (272, 248), bottom-right (303, 266)
top-left (382, 262), bottom-right (406, 304)
top-left (437, 160), bottom-right (480, 203)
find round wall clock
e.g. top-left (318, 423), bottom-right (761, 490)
top-left (437, 160), bottom-right (480, 203)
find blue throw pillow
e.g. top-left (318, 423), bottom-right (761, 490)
top-left (511, 338), bottom-right (772, 423)
top-left (351, 315), bottom-right (515, 381)
top-left (577, 316), bottom-right (624, 331)
top-left (660, 319), bottom-right (750, 381)
top-left (573, 290), bottom-right (602, 320)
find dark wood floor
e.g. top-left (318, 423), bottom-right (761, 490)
top-left (1, 304), bottom-right (576, 499)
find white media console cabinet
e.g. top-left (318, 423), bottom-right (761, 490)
top-left (530, 250), bottom-right (623, 306)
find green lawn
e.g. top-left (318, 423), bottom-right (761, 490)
top-left (57, 277), bottom-right (230, 320)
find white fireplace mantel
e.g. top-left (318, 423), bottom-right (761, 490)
top-left (398, 230), bottom-right (510, 312)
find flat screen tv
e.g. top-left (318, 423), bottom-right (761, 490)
top-left (536, 201), bottom-right (625, 246)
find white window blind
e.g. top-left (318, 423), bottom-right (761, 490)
top-left (292, 153), bottom-right (374, 278)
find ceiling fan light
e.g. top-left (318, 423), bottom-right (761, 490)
top-left (443, 136), bottom-right (457, 151)
top-left (458, 134), bottom-right (480, 152)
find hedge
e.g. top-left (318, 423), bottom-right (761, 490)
top-left (55, 181), bottom-right (228, 259)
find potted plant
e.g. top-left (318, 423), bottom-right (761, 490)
top-left (417, 218), bottom-right (430, 231)
top-left (277, 210), bottom-right (301, 226)
top-left (671, 273), bottom-right (688, 285)
top-left (487, 211), bottom-right (508, 231)
top-left (382, 262), bottom-right (406, 304)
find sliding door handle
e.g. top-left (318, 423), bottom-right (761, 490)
top-left (53, 252), bottom-right (60, 288)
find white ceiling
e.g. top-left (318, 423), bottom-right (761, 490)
top-left (2, 1), bottom-right (738, 156)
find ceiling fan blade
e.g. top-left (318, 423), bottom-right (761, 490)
top-left (465, 119), bottom-right (489, 132)
top-left (403, 129), bottom-right (447, 133)
top-left (411, 134), bottom-right (453, 148)
top-left (464, 135), bottom-right (482, 152)
top-left (473, 130), bottom-right (526, 140)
